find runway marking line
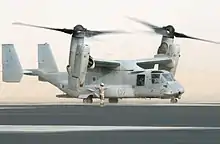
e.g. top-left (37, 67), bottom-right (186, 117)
top-left (1, 103), bottom-right (220, 107)
top-left (0, 107), bottom-right (37, 110)
top-left (0, 125), bottom-right (219, 133)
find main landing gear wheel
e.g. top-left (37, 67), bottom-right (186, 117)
top-left (108, 98), bottom-right (119, 103)
top-left (170, 97), bottom-right (178, 103)
top-left (83, 96), bottom-right (93, 103)
top-left (100, 102), bottom-right (105, 107)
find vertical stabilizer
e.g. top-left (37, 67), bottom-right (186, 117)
top-left (38, 43), bottom-right (58, 73)
top-left (2, 44), bottom-right (23, 82)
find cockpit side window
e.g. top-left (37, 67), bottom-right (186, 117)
top-left (162, 73), bottom-right (174, 81)
top-left (151, 73), bottom-right (160, 84)
top-left (136, 74), bottom-right (145, 86)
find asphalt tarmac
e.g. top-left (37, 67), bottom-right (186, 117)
top-left (0, 103), bottom-right (220, 144)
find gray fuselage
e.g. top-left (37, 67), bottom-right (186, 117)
top-left (30, 63), bottom-right (184, 100)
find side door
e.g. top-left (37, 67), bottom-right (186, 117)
top-left (134, 74), bottom-right (146, 97)
top-left (149, 73), bottom-right (162, 97)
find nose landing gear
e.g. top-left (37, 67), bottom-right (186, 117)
top-left (170, 97), bottom-right (178, 103)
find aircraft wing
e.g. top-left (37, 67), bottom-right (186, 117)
top-left (94, 59), bottom-right (120, 68)
top-left (136, 55), bottom-right (173, 69)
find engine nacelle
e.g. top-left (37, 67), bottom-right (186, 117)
top-left (87, 55), bottom-right (95, 69)
top-left (156, 37), bottom-right (180, 76)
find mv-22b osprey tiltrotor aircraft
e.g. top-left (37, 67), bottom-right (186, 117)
top-left (2, 17), bottom-right (220, 103)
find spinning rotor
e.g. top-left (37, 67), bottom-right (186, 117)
top-left (127, 16), bottom-right (220, 44)
top-left (12, 22), bottom-right (128, 38)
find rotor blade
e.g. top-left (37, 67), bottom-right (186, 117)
top-left (12, 22), bottom-right (73, 34)
top-left (174, 32), bottom-right (220, 44)
top-left (134, 30), bottom-right (156, 34)
top-left (85, 30), bottom-right (130, 38)
top-left (126, 16), bottom-right (169, 36)
top-left (126, 16), bottom-right (160, 29)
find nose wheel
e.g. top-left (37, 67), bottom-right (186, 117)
top-left (170, 97), bottom-right (178, 103)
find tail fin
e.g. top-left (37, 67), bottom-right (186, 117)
top-left (2, 44), bottom-right (23, 82)
top-left (38, 43), bottom-right (58, 73)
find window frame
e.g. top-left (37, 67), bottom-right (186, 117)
top-left (136, 74), bottom-right (146, 86)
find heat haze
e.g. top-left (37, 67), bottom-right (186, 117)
top-left (0, 0), bottom-right (220, 103)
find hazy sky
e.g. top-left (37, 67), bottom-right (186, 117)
top-left (1, 0), bottom-right (220, 71)
top-left (0, 0), bottom-right (220, 102)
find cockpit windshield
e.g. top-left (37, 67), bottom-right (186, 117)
top-left (162, 73), bottom-right (175, 81)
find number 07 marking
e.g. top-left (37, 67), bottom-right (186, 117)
top-left (118, 88), bottom-right (125, 96)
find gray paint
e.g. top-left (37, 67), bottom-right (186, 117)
top-left (1, 36), bottom-right (184, 103)
top-left (38, 43), bottom-right (59, 73)
top-left (66, 33), bottom-right (90, 97)
top-left (1, 44), bottom-right (23, 82)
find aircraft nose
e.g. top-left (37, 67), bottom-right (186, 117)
top-left (178, 87), bottom-right (184, 95)
top-left (166, 83), bottom-right (184, 96)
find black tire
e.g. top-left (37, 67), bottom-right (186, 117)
top-left (83, 98), bottom-right (87, 103)
top-left (87, 95), bottom-right (93, 103)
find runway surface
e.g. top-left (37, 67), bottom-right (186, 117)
top-left (0, 103), bottom-right (219, 144)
